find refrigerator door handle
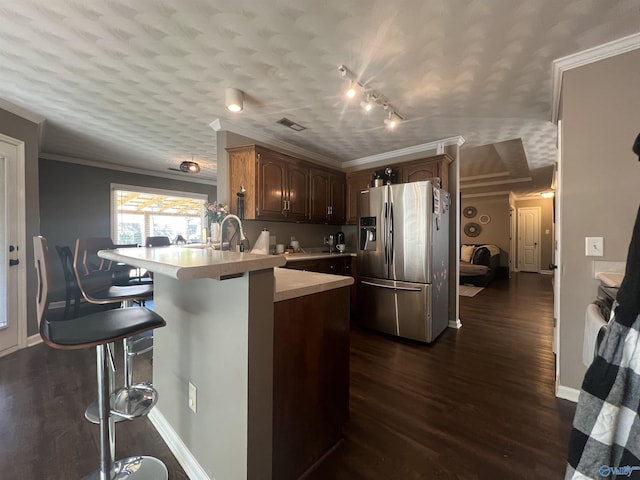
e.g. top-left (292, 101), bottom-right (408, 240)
top-left (361, 281), bottom-right (423, 292)
top-left (383, 201), bottom-right (389, 265)
top-left (389, 202), bottom-right (394, 266)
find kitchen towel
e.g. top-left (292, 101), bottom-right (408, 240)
top-left (582, 303), bottom-right (607, 367)
top-left (250, 230), bottom-right (270, 255)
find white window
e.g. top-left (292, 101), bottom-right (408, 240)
top-left (111, 184), bottom-right (208, 245)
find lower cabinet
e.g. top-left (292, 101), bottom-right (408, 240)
top-left (285, 256), bottom-right (352, 275)
top-left (273, 287), bottom-right (350, 479)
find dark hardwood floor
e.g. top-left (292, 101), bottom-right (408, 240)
top-left (308, 272), bottom-right (576, 480)
top-left (0, 273), bottom-right (575, 479)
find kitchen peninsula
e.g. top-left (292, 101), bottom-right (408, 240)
top-left (98, 246), bottom-right (353, 480)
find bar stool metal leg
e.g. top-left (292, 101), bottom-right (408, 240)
top-left (83, 345), bottom-right (168, 480)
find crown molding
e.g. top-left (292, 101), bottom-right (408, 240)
top-left (40, 152), bottom-right (217, 186)
top-left (460, 171), bottom-right (511, 182)
top-left (210, 117), bottom-right (341, 167)
top-left (342, 136), bottom-right (465, 169)
top-left (460, 176), bottom-right (532, 189)
top-left (0, 98), bottom-right (46, 124)
top-left (551, 32), bottom-right (640, 123)
top-left (461, 190), bottom-right (511, 199)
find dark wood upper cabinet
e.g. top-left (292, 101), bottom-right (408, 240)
top-left (400, 154), bottom-right (451, 191)
top-left (309, 169), bottom-right (346, 224)
top-left (228, 144), bottom-right (450, 225)
top-left (227, 144), bottom-right (340, 223)
top-left (345, 154), bottom-right (452, 225)
top-left (285, 162), bottom-right (309, 221)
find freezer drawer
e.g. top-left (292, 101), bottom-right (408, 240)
top-left (358, 276), bottom-right (434, 342)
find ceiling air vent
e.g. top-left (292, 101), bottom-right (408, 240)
top-left (276, 118), bottom-right (306, 132)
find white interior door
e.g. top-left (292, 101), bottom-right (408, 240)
top-left (518, 206), bottom-right (541, 273)
top-left (0, 136), bottom-right (26, 355)
top-left (553, 120), bottom-right (563, 382)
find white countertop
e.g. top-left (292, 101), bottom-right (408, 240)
top-left (99, 247), bottom-right (354, 301)
top-left (273, 267), bottom-right (354, 302)
top-left (595, 272), bottom-right (625, 288)
top-left (99, 246), bottom-right (286, 280)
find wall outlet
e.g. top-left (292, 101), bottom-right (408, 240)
top-left (188, 381), bottom-right (197, 413)
top-left (585, 237), bottom-right (604, 257)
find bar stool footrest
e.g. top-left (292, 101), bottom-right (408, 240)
top-left (84, 382), bottom-right (158, 424)
top-left (81, 455), bottom-right (168, 479)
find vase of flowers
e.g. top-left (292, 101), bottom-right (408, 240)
top-left (205, 202), bottom-right (228, 242)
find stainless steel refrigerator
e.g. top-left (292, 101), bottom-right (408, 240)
top-left (357, 180), bottom-right (450, 343)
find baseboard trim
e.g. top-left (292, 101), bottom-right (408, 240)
top-left (448, 319), bottom-right (462, 329)
top-left (556, 385), bottom-right (580, 403)
top-left (148, 408), bottom-right (211, 480)
top-left (27, 334), bottom-right (42, 347)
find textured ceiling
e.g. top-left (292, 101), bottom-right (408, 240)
top-left (0, 0), bottom-right (639, 186)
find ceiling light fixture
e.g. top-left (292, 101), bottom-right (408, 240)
top-left (384, 111), bottom-right (400, 130)
top-left (361, 94), bottom-right (374, 112)
top-left (225, 88), bottom-right (244, 113)
top-left (180, 160), bottom-right (200, 174)
top-left (338, 64), bottom-right (404, 129)
top-left (345, 80), bottom-right (358, 100)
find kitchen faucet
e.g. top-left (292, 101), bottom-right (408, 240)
top-left (218, 214), bottom-right (247, 251)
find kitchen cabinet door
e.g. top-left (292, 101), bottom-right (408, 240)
top-left (346, 170), bottom-right (374, 225)
top-left (286, 163), bottom-right (309, 221)
top-left (309, 169), bottom-right (346, 224)
top-left (329, 173), bottom-right (346, 224)
top-left (309, 169), bottom-right (331, 222)
top-left (258, 154), bottom-right (287, 220)
top-left (401, 154), bottom-right (452, 191)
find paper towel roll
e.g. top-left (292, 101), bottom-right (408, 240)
top-left (251, 230), bottom-right (270, 255)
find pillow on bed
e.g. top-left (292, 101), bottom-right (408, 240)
top-left (461, 245), bottom-right (475, 263)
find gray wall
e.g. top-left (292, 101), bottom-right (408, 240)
top-left (0, 109), bottom-right (40, 338)
top-left (559, 48), bottom-right (640, 390)
top-left (461, 195), bottom-right (510, 267)
top-left (39, 159), bottom-right (215, 306)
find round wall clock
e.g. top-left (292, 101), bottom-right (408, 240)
top-left (464, 222), bottom-right (482, 237)
top-left (463, 206), bottom-right (477, 218)
top-left (479, 214), bottom-right (491, 225)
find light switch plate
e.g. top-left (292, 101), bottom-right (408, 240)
top-left (188, 381), bottom-right (197, 413)
top-left (585, 237), bottom-right (604, 257)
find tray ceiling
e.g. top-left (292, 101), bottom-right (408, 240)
top-left (0, 1), bottom-right (638, 186)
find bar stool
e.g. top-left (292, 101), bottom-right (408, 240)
top-left (74, 237), bottom-right (155, 422)
top-left (34, 236), bottom-right (168, 479)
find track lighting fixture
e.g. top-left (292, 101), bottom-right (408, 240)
top-left (338, 64), bottom-right (404, 129)
top-left (225, 87), bottom-right (244, 113)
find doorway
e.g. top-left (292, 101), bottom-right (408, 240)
top-left (517, 206), bottom-right (541, 273)
top-left (0, 135), bottom-right (26, 355)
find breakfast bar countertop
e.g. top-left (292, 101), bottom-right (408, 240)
top-left (99, 246), bottom-right (286, 280)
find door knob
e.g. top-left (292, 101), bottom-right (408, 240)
top-left (549, 264), bottom-right (558, 270)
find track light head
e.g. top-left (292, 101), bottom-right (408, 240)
top-left (345, 81), bottom-right (358, 100)
top-left (361, 95), bottom-right (374, 112)
top-left (384, 112), bottom-right (400, 130)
